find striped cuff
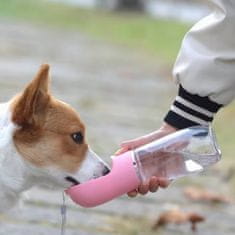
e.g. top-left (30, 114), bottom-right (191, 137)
top-left (164, 85), bottom-right (223, 129)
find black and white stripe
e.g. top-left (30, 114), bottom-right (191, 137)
top-left (164, 85), bottom-right (223, 129)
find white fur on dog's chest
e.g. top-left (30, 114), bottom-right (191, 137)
top-left (0, 102), bottom-right (27, 212)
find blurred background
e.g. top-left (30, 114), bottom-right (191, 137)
top-left (0, 0), bottom-right (234, 234)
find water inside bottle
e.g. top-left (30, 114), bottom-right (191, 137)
top-left (133, 126), bottom-right (221, 182)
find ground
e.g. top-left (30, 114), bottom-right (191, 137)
top-left (0, 20), bottom-right (234, 235)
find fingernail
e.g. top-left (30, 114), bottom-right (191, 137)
top-left (114, 149), bottom-right (122, 155)
top-left (128, 190), bottom-right (138, 197)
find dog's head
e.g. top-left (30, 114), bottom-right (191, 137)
top-left (10, 64), bottom-right (110, 189)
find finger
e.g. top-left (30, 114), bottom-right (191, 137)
top-left (138, 183), bottom-right (149, 195)
top-left (149, 177), bottom-right (159, 193)
top-left (121, 135), bottom-right (153, 149)
top-left (127, 190), bottom-right (138, 197)
top-left (120, 130), bottom-right (164, 150)
top-left (157, 178), bottom-right (171, 188)
top-left (114, 147), bottom-right (129, 156)
top-left (121, 139), bottom-right (143, 150)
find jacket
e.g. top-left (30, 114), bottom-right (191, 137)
top-left (164, 0), bottom-right (235, 129)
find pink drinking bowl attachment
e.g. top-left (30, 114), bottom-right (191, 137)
top-left (66, 151), bottom-right (140, 208)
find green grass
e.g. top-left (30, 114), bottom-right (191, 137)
top-left (0, 0), bottom-right (190, 63)
top-left (214, 103), bottom-right (235, 193)
top-left (214, 104), bottom-right (235, 166)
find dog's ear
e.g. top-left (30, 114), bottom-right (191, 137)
top-left (12, 64), bottom-right (51, 129)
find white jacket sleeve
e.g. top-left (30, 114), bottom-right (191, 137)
top-left (165, 0), bottom-right (235, 129)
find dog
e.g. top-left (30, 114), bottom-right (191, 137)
top-left (0, 64), bottom-right (110, 212)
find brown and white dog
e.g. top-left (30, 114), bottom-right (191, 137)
top-left (0, 64), bottom-right (110, 212)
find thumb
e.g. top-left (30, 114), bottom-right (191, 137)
top-left (121, 138), bottom-right (146, 149)
top-left (114, 146), bottom-right (130, 156)
top-left (121, 131), bottom-right (163, 149)
top-left (114, 137), bottom-right (147, 156)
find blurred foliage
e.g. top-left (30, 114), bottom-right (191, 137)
top-left (214, 103), bottom-right (235, 194)
top-left (0, 0), bottom-right (190, 63)
top-left (215, 105), bottom-right (235, 166)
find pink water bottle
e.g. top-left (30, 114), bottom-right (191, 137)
top-left (66, 126), bottom-right (221, 207)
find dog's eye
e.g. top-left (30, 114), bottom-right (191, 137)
top-left (71, 132), bottom-right (84, 144)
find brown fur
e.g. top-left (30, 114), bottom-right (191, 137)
top-left (11, 64), bottom-right (87, 173)
top-left (153, 209), bottom-right (205, 232)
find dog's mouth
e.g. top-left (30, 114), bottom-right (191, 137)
top-left (65, 176), bottom-right (80, 186)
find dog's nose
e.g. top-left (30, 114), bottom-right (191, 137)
top-left (102, 166), bottom-right (110, 176)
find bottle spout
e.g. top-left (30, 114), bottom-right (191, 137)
top-left (66, 151), bottom-right (140, 207)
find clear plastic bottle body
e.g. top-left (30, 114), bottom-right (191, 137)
top-left (133, 126), bottom-right (221, 182)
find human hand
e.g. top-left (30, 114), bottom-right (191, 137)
top-left (115, 122), bottom-right (178, 197)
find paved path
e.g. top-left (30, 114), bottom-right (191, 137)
top-left (0, 20), bottom-right (234, 235)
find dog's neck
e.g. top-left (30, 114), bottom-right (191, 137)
top-left (0, 102), bottom-right (35, 211)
